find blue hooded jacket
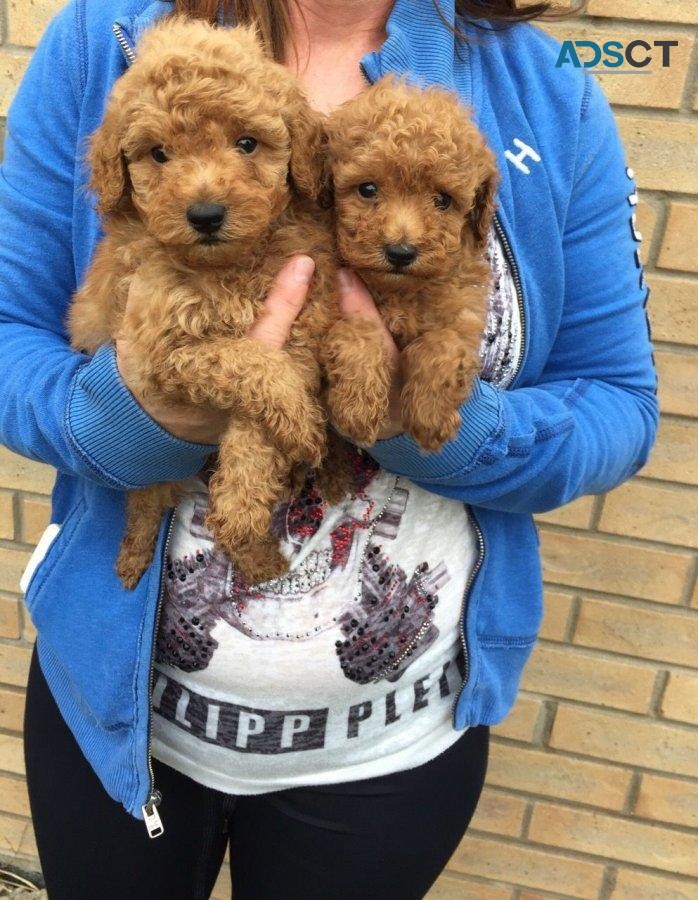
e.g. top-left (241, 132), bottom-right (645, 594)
top-left (0, 0), bottom-right (657, 830)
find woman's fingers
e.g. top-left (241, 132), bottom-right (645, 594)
top-left (248, 255), bottom-right (315, 348)
top-left (336, 268), bottom-right (400, 366)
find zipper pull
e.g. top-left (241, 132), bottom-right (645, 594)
top-left (142, 790), bottom-right (164, 839)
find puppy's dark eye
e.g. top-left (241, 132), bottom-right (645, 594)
top-left (358, 182), bottom-right (378, 200)
top-left (151, 147), bottom-right (168, 164)
top-left (235, 136), bottom-right (258, 154)
top-left (434, 192), bottom-right (452, 210)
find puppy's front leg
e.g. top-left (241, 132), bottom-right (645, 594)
top-left (116, 482), bottom-right (182, 589)
top-left (401, 328), bottom-right (480, 452)
top-left (206, 418), bottom-right (291, 584)
top-left (144, 339), bottom-right (326, 466)
top-left (320, 317), bottom-right (392, 445)
top-left (314, 428), bottom-right (356, 505)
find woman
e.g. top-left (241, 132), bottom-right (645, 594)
top-left (1, 0), bottom-right (657, 897)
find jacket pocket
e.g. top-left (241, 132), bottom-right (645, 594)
top-left (471, 637), bottom-right (537, 725)
top-left (23, 499), bottom-right (86, 620)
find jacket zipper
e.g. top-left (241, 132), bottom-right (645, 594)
top-left (450, 216), bottom-right (525, 726)
top-left (111, 17), bottom-right (166, 836)
top-left (450, 506), bottom-right (485, 726)
top-left (113, 22), bottom-right (136, 65)
top-left (111, 18), bottom-right (166, 836)
top-left (493, 212), bottom-right (526, 387)
top-left (142, 508), bottom-right (176, 838)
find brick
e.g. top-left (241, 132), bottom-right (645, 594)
top-left (487, 743), bottom-right (631, 811)
top-left (0, 546), bottom-right (32, 595)
top-left (542, 23), bottom-right (694, 110)
top-left (448, 834), bottom-right (604, 899)
top-left (635, 773), bottom-right (698, 829)
top-left (21, 496), bottom-right (51, 545)
top-left (0, 773), bottom-right (31, 818)
top-left (210, 865), bottom-right (232, 900)
top-left (636, 199), bottom-right (659, 252)
top-left (0, 812), bottom-right (35, 858)
top-left (539, 590), bottom-right (574, 642)
top-left (518, 894), bottom-right (560, 900)
top-left (521, 643), bottom-right (656, 713)
top-left (529, 802), bottom-right (698, 878)
top-left (658, 203), bottom-right (698, 273)
top-left (0, 490), bottom-right (14, 540)
top-left (0, 642), bottom-right (32, 688)
top-left (613, 868), bottom-right (698, 900)
top-left (0, 733), bottom-right (25, 776)
top-left (551, 704), bottom-right (698, 777)
top-left (585, 0), bottom-right (698, 23)
top-left (426, 875), bottom-right (513, 899)
top-left (492, 695), bottom-right (544, 743)
top-left (8, 0), bottom-right (64, 48)
top-left (655, 349), bottom-right (698, 418)
top-left (574, 596), bottom-right (698, 667)
top-left (617, 117), bottom-right (698, 195)
top-left (0, 594), bottom-right (21, 639)
top-left (535, 495), bottom-right (594, 529)
top-left (0, 686), bottom-right (25, 733)
top-left (641, 416), bottom-right (698, 486)
top-left (647, 274), bottom-right (698, 345)
top-left (660, 671), bottom-right (698, 725)
top-left (469, 789), bottom-right (527, 838)
top-left (540, 528), bottom-right (692, 604)
top-left (18, 820), bottom-right (38, 859)
top-left (599, 480), bottom-right (698, 548)
top-left (0, 50), bottom-right (30, 118)
top-left (0, 447), bottom-right (55, 495)
top-left (22, 613), bottom-right (37, 643)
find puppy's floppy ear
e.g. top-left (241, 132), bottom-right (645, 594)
top-left (88, 103), bottom-right (130, 216)
top-left (467, 159), bottom-right (499, 252)
top-left (286, 94), bottom-right (332, 205)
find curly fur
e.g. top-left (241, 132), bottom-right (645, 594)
top-left (323, 77), bottom-right (498, 449)
top-left (68, 18), bottom-right (350, 588)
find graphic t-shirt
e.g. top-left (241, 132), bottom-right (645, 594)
top-left (150, 227), bottom-right (520, 794)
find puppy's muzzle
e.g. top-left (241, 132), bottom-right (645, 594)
top-left (187, 203), bottom-right (227, 236)
top-left (384, 243), bottom-right (418, 268)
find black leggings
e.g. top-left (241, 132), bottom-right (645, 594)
top-left (24, 644), bottom-right (488, 900)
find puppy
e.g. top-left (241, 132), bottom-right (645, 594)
top-left (69, 18), bottom-right (345, 587)
top-left (322, 77), bottom-right (498, 450)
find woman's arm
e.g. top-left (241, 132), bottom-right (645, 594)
top-left (367, 74), bottom-right (659, 513)
top-left (0, 3), bottom-right (220, 490)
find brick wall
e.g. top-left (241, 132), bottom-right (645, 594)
top-left (0, 2), bottom-right (696, 897)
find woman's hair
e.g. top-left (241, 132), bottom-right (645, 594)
top-left (174, 1), bottom-right (585, 59)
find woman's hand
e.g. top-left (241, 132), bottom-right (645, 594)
top-left (335, 268), bottom-right (403, 441)
top-left (115, 255), bottom-right (315, 444)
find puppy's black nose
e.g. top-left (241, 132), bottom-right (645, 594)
top-left (187, 203), bottom-right (226, 235)
top-left (384, 243), bottom-right (418, 268)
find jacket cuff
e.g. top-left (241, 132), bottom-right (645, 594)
top-left (66, 344), bottom-right (217, 488)
top-left (367, 377), bottom-right (502, 483)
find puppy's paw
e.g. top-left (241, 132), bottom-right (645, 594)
top-left (115, 550), bottom-right (150, 590)
top-left (315, 457), bottom-right (354, 506)
top-left (401, 393), bottom-right (462, 452)
top-left (205, 508), bottom-right (247, 553)
top-left (326, 385), bottom-right (389, 446)
top-left (233, 543), bottom-right (290, 585)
